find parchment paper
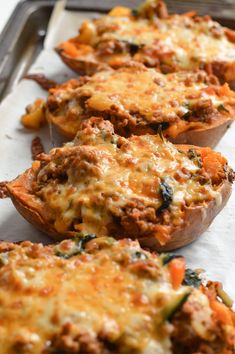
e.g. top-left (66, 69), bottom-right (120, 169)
top-left (0, 3), bottom-right (234, 299)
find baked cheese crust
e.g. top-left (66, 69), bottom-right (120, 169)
top-left (7, 118), bottom-right (233, 248)
top-left (46, 65), bottom-right (235, 141)
top-left (57, 0), bottom-right (235, 84)
top-left (0, 236), bottom-right (234, 354)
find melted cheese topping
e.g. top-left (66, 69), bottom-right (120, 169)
top-left (0, 237), bottom-right (216, 354)
top-left (48, 67), bottom-right (235, 139)
top-left (34, 120), bottom-right (221, 242)
top-left (77, 10), bottom-right (235, 70)
top-left (82, 70), bottom-right (213, 116)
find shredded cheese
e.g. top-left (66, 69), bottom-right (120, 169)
top-left (0, 237), bottom-right (224, 354)
top-left (34, 120), bottom-right (222, 241)
top-left (47, 67), bottom-right (235, 139)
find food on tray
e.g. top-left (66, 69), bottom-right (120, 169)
top-left (0, 181), bottom-right (9, 199)
top-left (56, 0), bottom-right (235, 87)
top-left (21, 98), bottom-right (46, 130)
top-left (7, 118), bottom-right (234, 250)
top-left (24, 73), bottom-right (58, 91)
top-left (45, 65), bottom-right (235, 146)
top-left (0, 236), bottom-right (234, 354)
top-left (31, 136), bottom-right (45, 161)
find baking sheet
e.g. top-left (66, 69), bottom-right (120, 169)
top-left (0, 3), bottom-right (235, 298)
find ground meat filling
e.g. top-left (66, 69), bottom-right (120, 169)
top-left (31, 136), bottom-right (45, 160)
top-left (48, 324), bottom-right (103, 354)
top-left (0, 237), bottom-right (233, 354)
top-left (29, 118), bottom-right (230, 242)
top-left (171, 302), bottom-right (232, 354)
top-left (0, 181), bottom-right (9, 199)
top-left (182, 99), bottom-right (220, 124)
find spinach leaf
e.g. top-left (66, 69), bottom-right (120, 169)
top-left (120, 40), bottom-right (143, 55)
top-left (78, 234), bottom-right (97, 250)
top-left (182, 110), bottom-right (192, 120)
top-left (55, 234), bottom-right (96, 259)
top-left (187, 148), bottom-right (202, 168)
top-left (132, 251), bottom-right (148, 261)
top-left (183, 268), bottom-right (202, 288)
top-left (158, 180), bottom-right (173, 213)
top-left (149, 122), bottom-right (169, 139)
top-left (132, 8), bottom-right (139, 16)
top-left (218, 104), bottom-right (229, 114)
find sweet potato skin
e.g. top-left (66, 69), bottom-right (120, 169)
top-left (6, 170), bottom-right (69, 240)
top-left (170, 119), bottom-right (233, 148)
top-left (6, 145), bottom-right (233, 251)
top-left (55, 47), bottom-right (108, 76)
top-left (47, 107), bottom-right (234, 148)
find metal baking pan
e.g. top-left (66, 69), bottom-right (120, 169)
top-left (1, 0), bottom-right (235, 102)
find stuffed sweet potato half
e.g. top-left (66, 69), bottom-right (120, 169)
top-left (56, 0), bottom-right (235, 86)
top-left (7, 118), bottom-right (234, 251)
top-left (0, 236), bottom-right (234, 354)
top-left (45, 66), bottom-right (235, 146)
